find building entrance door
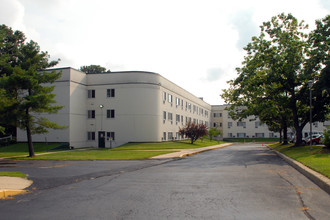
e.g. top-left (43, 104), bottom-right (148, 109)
top-left (98, 131), bottom-right (105, 148)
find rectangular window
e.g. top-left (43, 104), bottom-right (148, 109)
top-left (88, 110), bottom-right (95, 118)
top-left (163, 132), bottom-right (166, 141)
top-left (176, 97), bottom-right (180, 106)
top-left (176, 114), bottom-right (180, 122)
top-left (87, 132), bottom-right (95, 140)
top-left (163, 92), bottom-right (166, 101)
top-left (237, 133), bottom-right (246, 138)
top-left (237, 121), bottom-right (246, 128)
top-left (107, 89), bottom-right (115, 97)
top-left (228, 122), bottom-right (232, 128)
top-left (168, 94), bottom-right (173, 103)
top-left (213, 123), bottom-right (217, 127)
top-left (220, 123), bottom-right (222, 127)
top-left (269, 133), bottom-right (274, 138)
top-left (228, 133), bottom-right (233, 138)
top-left (106, 109), bottom-right (115, 118)
top-left (181, 115), bottom-right (183, 124)
top-left (88, 90), bottom-right (95, 98)
top-left (255, 133), bottom-right (264, 138)
top-left (168, 132), bottom-right (173, 140)
top-left (107, 132), bottom-right (115, 140)
top-left (163, 111), bottom-right (166, 120)
top-left (176, 132), bottom-right (180, 140)
top-left (168, 112), bottom-right (173, 121)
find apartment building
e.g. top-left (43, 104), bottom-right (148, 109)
top-left (17, 67), bottom-right (211, 148)
top-left (210, 105), bottom-right (327, 139)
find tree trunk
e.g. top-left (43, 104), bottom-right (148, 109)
top-left (25, 108), bottom-right (35, 157)
top-left (279, 129), bottom-right (282, 143)
top-left (295, 126), bottom-right (303, 147)
top-left (283, 124), bottom-right (288, 145)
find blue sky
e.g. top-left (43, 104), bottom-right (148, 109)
top-left (1, 0), bottom-right (329, 104)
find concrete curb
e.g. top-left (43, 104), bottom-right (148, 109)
top-left (266, 145), bottom-right (330, 194)
top-left (0, 189), bottom-right (29, 199)
top-left (179, 143), bottom-right (234, 158)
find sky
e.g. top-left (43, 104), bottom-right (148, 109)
top-left (1, 0), bottom-right (329, 105)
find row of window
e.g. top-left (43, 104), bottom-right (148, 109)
top-left (162, 132), bottom-right (185, 141)
top-left (87, 132), bottom-right (115, 140)
top-left (87, 109), bottom-right (115, 118)
top-left (227, 133), bottom-right (276, 138)
top-left (88, 89), bottom-right (115, 98)
top-left (227, 121), bottom-right (264, 129)
top-left (162, 91), bottom-right (209, 117)
top-left (163, 111), bottom-right (209, 126)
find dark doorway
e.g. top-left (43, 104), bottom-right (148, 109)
top-left (98, 131), bottom-right (105, 148)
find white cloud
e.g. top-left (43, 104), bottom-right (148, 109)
top-left (1, 0), bottom-right (329, 104)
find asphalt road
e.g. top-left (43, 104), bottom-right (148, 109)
top-left (1, 144), bottom-right (329, 220)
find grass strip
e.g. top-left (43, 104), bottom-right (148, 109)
top-left (269, 143), bottom-right (330, 178)
top-left (0, 172), bottom-right (27, 178)
top-left (12, 149), bottom-right (178, 160)
top-left (0, 143), bottom-right (64, 158)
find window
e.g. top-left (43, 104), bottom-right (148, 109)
top-left (163, 92), bottom-right (166, 102)
top-left (107, 109), bottom-right (115, 118)
top-left (269, 133), bottom-right (274, 138)
top-left (181, 115), bottom-right (184, 124)
top-left (228, 122), bottom-right (232, 128)
top-left (213, 123), bottom-right (217, 127)
top-left (163, 132), bottom-right (166, 141)
top-left (88, 110), bottom-right (95, 118)
top-left (188, 103), bottom-right (191, 112)
top-left (220, 123), bottom-right (222, 127)
top-left (88, 90), bottom-right (95, 98)
top-left (176, 114), bottom-right (180, 123)
top-left (193, 105), bottom-right (196, 113)
top-left (228, 133), bottom-right (233, 138)
top-left (168, 94), bottom-right (173, 103)
top-left (107, 132), bottom-right (115, 140)
top-left (87, 132), bottom-right (95, 140)
top-left (163, 111), bottom-right (166, 121)
top-left (237, 133), bottom-right (246, 138)
top-left (213, 113), bottom-right (222, 117)
top-left (176, 132), bottom-right (180, 140)
top-left (237, 121), bottom-right (246, 128)
top-left (107, 89), bottom-right (115, 98)
top-left (176, 97), bottom-right (180, 106)
top-left (168, 132), bottom-right (173, 140)
top-left (168, 112), bottom-right (173, 121)
top-left (255, 121), bottom-right (264, 128)
top-left (255, 133), bottom-right (264, 138)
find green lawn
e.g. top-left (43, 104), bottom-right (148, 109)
top-left (0, 142), bottom-right (64, 158)
top-left (5, 139), bottom-right (223, 160)
top-left (269, 143), bottom-right (330, 178)
top-left (0, 172), bottom-right (27, 177)
top-left (13, 149), bottom-right (177, 160)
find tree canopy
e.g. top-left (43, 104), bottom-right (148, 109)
top-left (221, 13), bottom-right (330, 146)
top-left (79, 65), bottom-right (111, 74)
top-left (179, 122), bottom-right (208, 144)
top-left (0, 24), bottom-right (64, 157)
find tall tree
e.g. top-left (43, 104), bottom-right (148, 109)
top-left (0, 25), bottom-right (64, 157)
top-left (221, 14), bottom-right (329, 146)
top-left (79, 65), bottom-right (111, 74)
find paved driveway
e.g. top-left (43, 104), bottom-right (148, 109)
top-left (0, 144), bottom-right (329, 220)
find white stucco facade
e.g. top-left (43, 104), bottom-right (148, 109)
top-left (17, 68), bottom-right (211, 148)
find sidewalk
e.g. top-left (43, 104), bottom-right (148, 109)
top-left (0, 176), bottom-right (32, 199)
top-left (151, 143), bottom-right (233, 159)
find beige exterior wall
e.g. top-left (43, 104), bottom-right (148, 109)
top-left (17, 68), bottom-right (211, 148)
